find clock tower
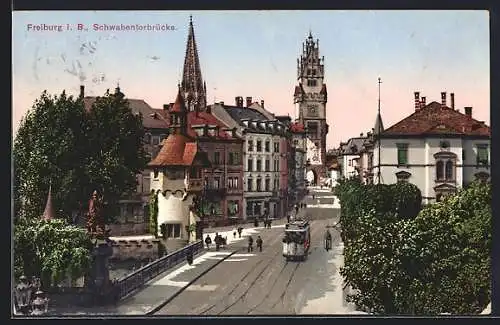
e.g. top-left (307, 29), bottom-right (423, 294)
top-left (294, 31), bottom-right (329, 184)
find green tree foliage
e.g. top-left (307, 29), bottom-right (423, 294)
top-left (13, 89), bottom-right (148, 223)
top-left (149, 190), bottom-right (159, 237)
top-left (14, 218), bottom-right (93, 288)
top-left (337, 180), bottom-right (491, 315)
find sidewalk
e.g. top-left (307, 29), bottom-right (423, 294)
top-left (48, 250), bottom-right (239, 315)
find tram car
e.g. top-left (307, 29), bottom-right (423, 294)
top-left (282, 219), bottom-right (311, 261)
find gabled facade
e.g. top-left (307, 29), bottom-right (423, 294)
top-left (372, 91), bottom-right (491, 204)
top-left (338, 136), bottom-right (367, 180)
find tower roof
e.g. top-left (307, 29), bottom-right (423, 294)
top-left (181, 16), bottom-right (207, 112)
top-left (373, 112), bottom-right (384, 135)
top-left (42, 184), bottom-right (55, 221)
top-left (171, 87), bottom-right (187, 113)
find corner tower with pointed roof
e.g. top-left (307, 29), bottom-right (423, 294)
top-left (181, 15), bottom-right (207, 113)
top-left (294, 31), bottom-right (329, 183)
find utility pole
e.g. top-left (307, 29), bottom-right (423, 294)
top-left (375, 77), bottom-right (384, 184)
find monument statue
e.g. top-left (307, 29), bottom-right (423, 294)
top-left (86, 190), bottom-right (106, 236)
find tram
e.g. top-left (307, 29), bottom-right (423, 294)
top-left (282, 219), bottom-right (311, 261)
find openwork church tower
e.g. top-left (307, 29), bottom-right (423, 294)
top-left (181, 16), bottom-right (207, 112)
top-left (294, 32), bottom-right (329, 181)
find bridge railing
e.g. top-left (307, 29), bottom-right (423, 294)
top-left (113, 240), bottom-right (204, 301)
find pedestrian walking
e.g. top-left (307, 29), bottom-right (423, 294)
top-left (205, 234), bottom-right (212, 249)
top-left (256, 236), bottom-right (263, 252)
top-left (233, 228), bottom-right (237, 238)
top-left (247, 236), bottom-right (254, 252)
top-left (215, 233), bottom-right (221, 251)
top-left (238, 227), bottom-right (243, 238)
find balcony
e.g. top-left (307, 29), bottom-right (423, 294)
top-left (187, 178), bottom-right (203, 192)
top-left (204, 187), bottom-right (227, 198)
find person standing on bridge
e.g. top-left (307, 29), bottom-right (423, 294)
top-left (205, 234), bottom-right (212, 249)
top-left (256, 236), bottom-right (263, 252)
top-left (237, 226), bottom-right (243, 238)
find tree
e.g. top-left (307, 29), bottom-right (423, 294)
top-left (14, 218), bottom-right (93, 288)
top-left (339, 180), bottom-right (491, 315)
top-left (13, 89), bottom-right (149, 223)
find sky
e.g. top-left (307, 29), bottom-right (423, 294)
top-left (12, 10), bottom-right (490, 148)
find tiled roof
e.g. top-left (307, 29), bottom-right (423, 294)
top-left (187, 111), bottom-right (235, 140)
top-left (341, 137), bottom-right (366, 155)
top-left (148, 134), bottom-right (193, 166)
top-left (224, 106), bottom-right (268, 122)
top-left (383, 101), bottom-right (490, 137)
top-left (83, 97), bottom-right (169, 129)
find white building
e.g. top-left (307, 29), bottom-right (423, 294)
top-left (372, 91), bottom-right (490, 204)
top-left (338, 136), bottom-right (367, 180)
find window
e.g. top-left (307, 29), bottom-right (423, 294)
top-left (307, 79), bottom-right (317, 87)
top-left (265, 159), bottom-right (270, 171)
top-left (152, 136), bottom-right (160, 145)
top-left (445, 161), bottom-right (453, 180)
top-left (294, 140), bottom-right (299, 146)
top-left (164, 224), bottom-right (181, 238)
top-left (265, 141), bottom-right (270, 152)
top-left (153, 169), bottom-right (159, 179)
top-left (213, 152), bottom-right (221, 165)
top-left (436, 161), bottom-right (444, 180)
top-left (213, 177), bottom-right (220, 189)
top-left (397, 143), bottom-right (409, 165)
top-left (229, 152), bottom-right (240, 165)
top-left (348, 160), bottom-right (352, 167)
top-left (274, 179), bottom-right (279, 190)
top-left (189, 167), bottom-right (201, 179)
top-left (246, 203), bottom-right (253, 217)
top-left (247, 159), bottom-right (253, 171)
top-left (247, 178), bottom-right (253, 191)
top-left (476, 145), bottom-right (489, 165)
top-left (256, 178), bottom-right (262, 191)
top-left (248, 140), bottom-right (254, 151)
top-left (228, 200), bottom-right (239, 216)
top-left (312, 69), bottom-right (316, 75)
top-left (307, 69), bottom-right (311, 75)
top-left (256, 160), bottom-right (262, 172)
top-left (144, 133), bottom-right (152, 144)
top-left (274, 142), bottom-right (280, 153)
top-left (257, 140), bottom-right (262, 152)
top-left (265, 178), bottom-right (271, 191)
top-left (274, 159), bottom-right (279, 172)
top-left (228, 177), bottom-right (239, 189)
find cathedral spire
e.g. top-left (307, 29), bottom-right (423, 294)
top-left (181, 15), bottom-right (207, 112)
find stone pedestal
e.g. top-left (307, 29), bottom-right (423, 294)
top-left (87, 241), bottom-right (114, 304)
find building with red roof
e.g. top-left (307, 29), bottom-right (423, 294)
top-left (372, 91), bottom-right (490, 204)
top-left (148, 88), bottom-right (211, 244)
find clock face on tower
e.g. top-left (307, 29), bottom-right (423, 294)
top-left (307, 105), bottom-right (318, 117)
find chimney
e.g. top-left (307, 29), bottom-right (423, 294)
top-left (246, 96), bottom-right (252, 107)
top-left (80, 85), bottom-right (85, 98)
top-left (421, 96), bottom-right (426, 108)
top-left (441, 92), bottom-right (447, 108)
top-left (414, 91), bottom-right (420, 111)
top-left (260, 100), bottom-right (265, 108)
top-left (464, 107), bottom-right (472, 117)
top-left (163, 104), bottom-right (169, 110)
top-left (450, 93), bottom-right (455, 110)
top-left (220, 101), bottom-right (224, 106)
